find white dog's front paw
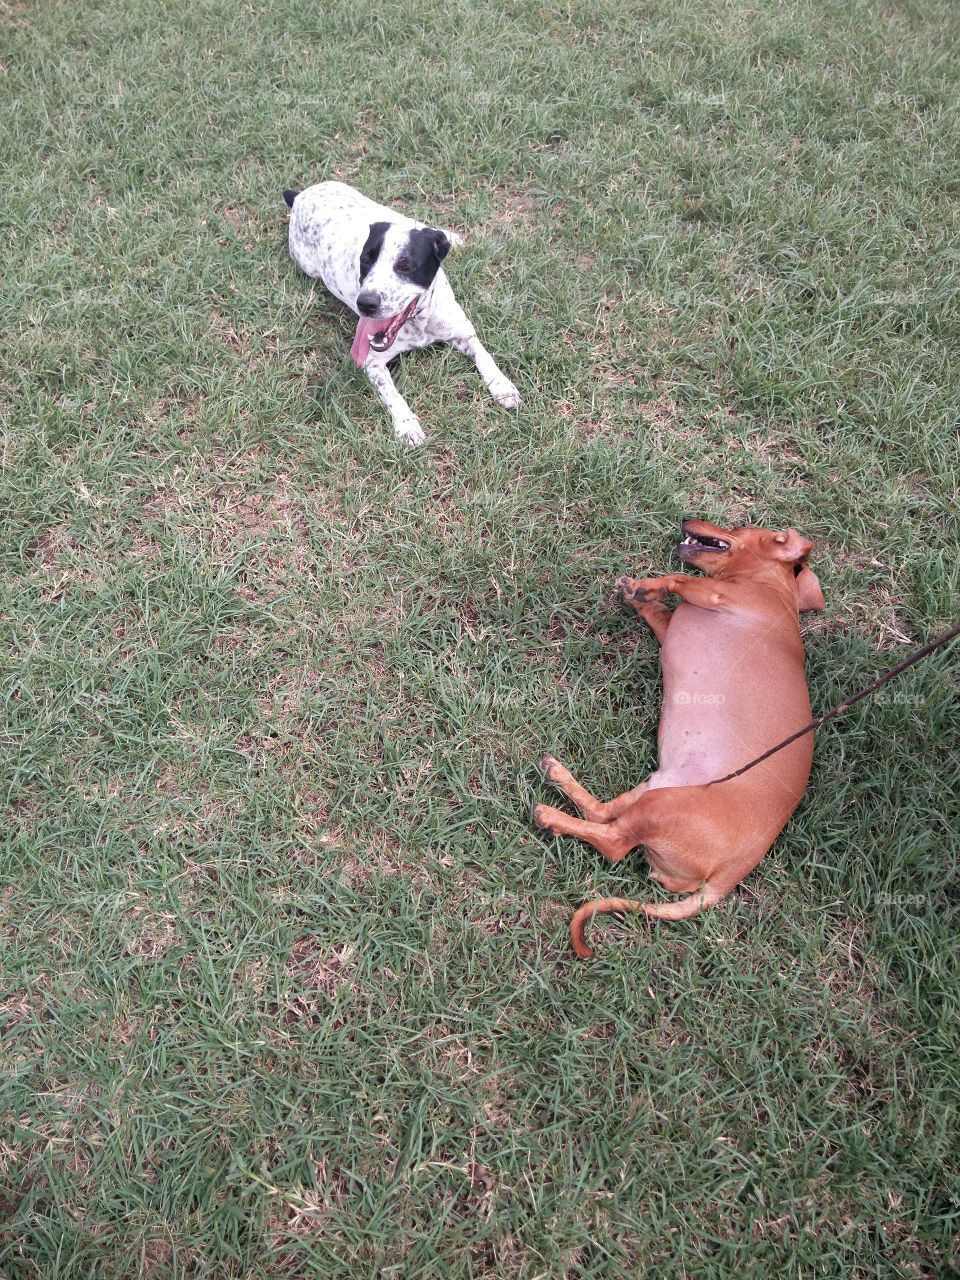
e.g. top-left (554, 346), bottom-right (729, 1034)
top-left (394, 416), bottom-right (426, 447)
top-left (490, 379), bottom-right (521, 410)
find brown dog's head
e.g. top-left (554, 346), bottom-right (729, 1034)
top-left (677, 518), bottom-right (825, 610)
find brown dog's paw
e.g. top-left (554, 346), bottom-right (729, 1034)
top-left (623, 576), bottom-right (669, 605)
top-left (539, 753), bottom-right (559, 781)
top-left (532, 803), bottom-right (557, 834)
top-left (616, 575), bottom-right (648, 604)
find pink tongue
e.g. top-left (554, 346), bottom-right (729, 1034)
top-left (351, 317), bottom-right (384, 367)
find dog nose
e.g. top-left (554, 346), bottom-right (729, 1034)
top-left (356, 290), bottom-right (381, 316)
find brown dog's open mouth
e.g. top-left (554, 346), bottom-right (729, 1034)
top-left (679, 532), bottom-right (731, 553)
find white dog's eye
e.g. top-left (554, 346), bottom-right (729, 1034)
top-left (395, 256), bottom-right (411, 274)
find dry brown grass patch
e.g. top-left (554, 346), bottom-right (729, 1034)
top-left (274, 937), bottom-right (357, 1028)
top-left (123, 904), bottom-right (177, 960)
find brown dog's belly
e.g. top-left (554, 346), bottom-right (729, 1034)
top-left (653, 603), bottom-right (813, 790)
top-left (653, 710), bottom-right (756, 786)
top-left (651, 700), bottom-right (813, 785)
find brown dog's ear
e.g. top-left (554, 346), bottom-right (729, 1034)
top-left (796, 565), bottom-right (825, 611)
top-left (770, 528), bottom-right (814, 563)
top-left (770, 529), bottom-right (824, 609)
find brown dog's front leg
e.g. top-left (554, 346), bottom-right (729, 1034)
top-left (615, 576), bottom-right (674, 642)
top-left (638, 602), bottom-right (672, 644)
top-left (616, 574), bottom-right (668, 609)
top-left (623, 574), bottom-right (732, 612)
top-left (611, 576), bottom-right (670, 645)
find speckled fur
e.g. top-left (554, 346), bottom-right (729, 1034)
top-left (286, 181), bottom-right (520, 445)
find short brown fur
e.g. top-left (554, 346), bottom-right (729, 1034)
top-left (534, 519), bottom-right (825, 958)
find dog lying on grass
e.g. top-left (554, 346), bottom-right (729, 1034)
top-left (284, 181), bottom-right (520, 445)
top-left (534, 518), bottom-right (825, 958)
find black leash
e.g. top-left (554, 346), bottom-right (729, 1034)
top-left (707, 621), bottom-right (960, 787)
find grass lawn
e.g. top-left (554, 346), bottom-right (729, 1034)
top-left (2, 0), bottom-right (959, 1274)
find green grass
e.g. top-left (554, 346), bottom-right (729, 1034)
top-left (2, 0), bottom-right (959, 1274)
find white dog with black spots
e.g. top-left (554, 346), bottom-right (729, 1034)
top-left (284, 181), bottom-right (521, 446)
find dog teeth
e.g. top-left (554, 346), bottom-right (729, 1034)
top-left (681, 534), bottom-right (729, 549)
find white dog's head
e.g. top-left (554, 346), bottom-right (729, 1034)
top-left (351, 220), bottom-right (461, 366)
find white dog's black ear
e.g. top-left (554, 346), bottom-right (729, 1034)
top-left (428, 229), bottom-right (459, 263)
top-left (429, 230), bottom-right (451, 265)
top-left (403, 228), bottom-right (458, 286)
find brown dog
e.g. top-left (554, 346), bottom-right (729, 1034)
top-left (534, 518), bottom-right (826, 958)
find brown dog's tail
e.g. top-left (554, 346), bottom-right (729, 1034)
top-left (571, 883), bottom-right (727, 958)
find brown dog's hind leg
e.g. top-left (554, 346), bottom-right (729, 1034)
top-left (542, 785), bottom-right (741, 956)
top-left (539, 755), bottom-right (651, 824)
top-left (532, 804), bottom-right (637, 862)
top-left (535, 785), bottom-right (674, 861)
top-left (538, 756), bottom-right (606, 821)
